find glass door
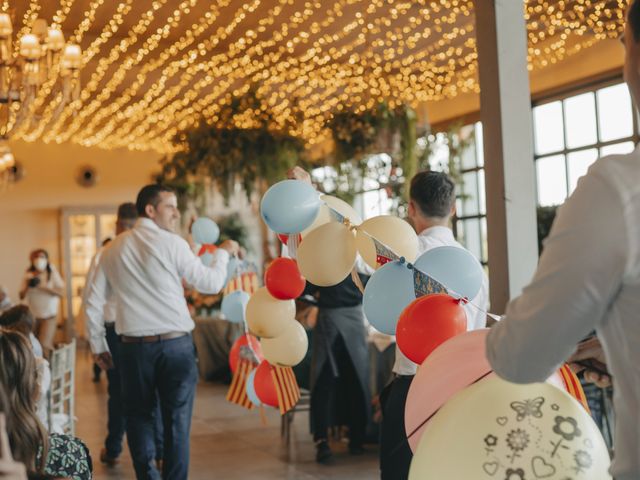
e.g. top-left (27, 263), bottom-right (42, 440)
top-left (61, 207), bottom-right (117, 340)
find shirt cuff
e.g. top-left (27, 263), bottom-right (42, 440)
top-left (212, 248), bottom-right (230, 264)
top-left (89, 336), bottom-right (110, 355)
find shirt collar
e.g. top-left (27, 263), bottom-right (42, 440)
top-left (136, 217), bottom-right (160, 230)
top-left (418, 225), bottom-right (455, 241)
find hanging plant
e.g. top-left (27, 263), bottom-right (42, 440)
top-left (156, 88), bottom-right (306, 205)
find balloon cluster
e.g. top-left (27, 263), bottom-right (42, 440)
top-left (256, 181), bottom-right (612, 477)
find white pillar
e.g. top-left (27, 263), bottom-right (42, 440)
top-left (475, 0), bottom-right (539, 313)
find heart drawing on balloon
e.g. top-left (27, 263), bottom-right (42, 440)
top-left (482, 461), bottom-right (499, 476)
top-left (531, 456), bottom-right (556, 478)
top-left (496, 416), bottom-right (508, 426)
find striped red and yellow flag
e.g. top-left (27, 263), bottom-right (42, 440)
top-left (271, 365), bottom-right (300, 415)
top-left (558, 364), bottom-right (591, 414)
top-left (223, 272), bottom-right (259, 296)
top-left (226, 358), bottom-right (256, 410)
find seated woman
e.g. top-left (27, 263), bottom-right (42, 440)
top-left (0, 329), bottom-right (92, 480)
top-left (0, 306), bottom-right (50, 428)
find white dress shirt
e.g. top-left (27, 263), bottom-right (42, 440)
top-left (22, 266), bottom-right (65, 319)
top-left (486, 148), bottom-right (640, 480)
top-left (85, 218), bottom-right (230, 354)
top-left (82, 247), bottom-right (117, 324)
top-left (393, 226), bottom-right (490, 375)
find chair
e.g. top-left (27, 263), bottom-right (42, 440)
top-left (48, 338), bottom-right (76, 435)
top-left (281, 388), bottom-right (311, 459)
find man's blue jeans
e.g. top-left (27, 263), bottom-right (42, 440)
top-left (121, 334), bottom-right (197, 480)
top-left (105, 325), bottom-right (164, 460)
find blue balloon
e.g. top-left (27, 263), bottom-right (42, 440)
top-left (363, 261), bottom-right (416, 335)
top-left (200, 252), bottom-right (214, 267)
top-left (246, 369), bottom-right (262, 406)
top-left (192, 217), bottom-right (220, 245)
top-left (260, 180), bottom-right (321, 234)
top-left (225, 257), bottom-right (241, 286)
top-left (221, 290), bottom-right (250, 324)
top-left (413, 246), bottom-right (484, 300)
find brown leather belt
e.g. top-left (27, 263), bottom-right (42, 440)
top-left (120, 332), bottom-right (188, 344)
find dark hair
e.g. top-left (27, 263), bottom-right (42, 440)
top-left (630, 0), bottom-right (640, 42)
top-left (135, 184), bottom-right (174, 217)
top-left (0, 330), bottom-right (48, 472)
top-left (28, 249), bottom-right (51, 281)
top-left (409, 170), bottom-right (456, 218)
top-left (0, 305), bottom-right (35, 337)
top-left (117, 202), bottom-right (138, 221)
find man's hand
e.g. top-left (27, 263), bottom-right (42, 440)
top-left (94, 351), bottom-right (114, 371)
top-left (287, 166), bottom-right (311, 184)
top-left (568, 336), bottom-right (611, 388)
top-left (0, 414), bottom-right (27, 480)
top-left (219, 239), bottom-right (240, 256)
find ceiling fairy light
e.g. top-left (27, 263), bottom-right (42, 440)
top-left (3, 0), bottom-right (630, 153)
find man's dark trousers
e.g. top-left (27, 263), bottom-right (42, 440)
top-left (105, 324), bottom-right (164, 461)
top-left (121, 334), bottom-right (197, 480)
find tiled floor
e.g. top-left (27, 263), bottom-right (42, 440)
top-left (75, 349), bottom-right (380, 479)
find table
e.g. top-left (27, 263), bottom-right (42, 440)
top-left (193, 315), bottom-right (242, 381)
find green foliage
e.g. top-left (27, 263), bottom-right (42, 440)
top-left (216, 214), bottom-right (249, 248)
top-left (156, 89), bottom-right (305, 205)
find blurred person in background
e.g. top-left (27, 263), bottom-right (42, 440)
top-left (19, 250), bottom-right (64, 360)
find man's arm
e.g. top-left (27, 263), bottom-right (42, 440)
top-left (176, 237), bottom-right (238, 294)
top-left (486, 171), bottom-right (628, 383)
top-left (84, 262), bottom-right (111, 356)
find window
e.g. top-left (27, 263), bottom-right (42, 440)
top-left (533, 81), bottom-right (639, 206)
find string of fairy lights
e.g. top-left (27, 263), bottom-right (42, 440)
top-left (4, 0), bottom-right (631, 153)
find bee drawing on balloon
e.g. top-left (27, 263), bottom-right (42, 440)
top-left (510, 396), bottom-right (545, 422)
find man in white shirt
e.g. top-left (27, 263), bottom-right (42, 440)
top-left (83, 203), bottom-right (166, 468)
top-left (85, 184), bottom-right (239, 480)
top-left (486, 4), bottom-right (640, 479)
top-left (379, 171), bottom-right (489, 480)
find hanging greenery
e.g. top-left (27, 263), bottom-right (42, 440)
top-left (155, 88), bottom-right (305, 204)
top-left (326, 102), bottom-right (422, 202)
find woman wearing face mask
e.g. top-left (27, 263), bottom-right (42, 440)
top-left (19, 250), bottom-right (64, 360)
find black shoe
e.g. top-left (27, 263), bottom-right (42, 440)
top-left (100, 448), bottom-right (119, 466)
top-left (349, 444), bottom-right (365, 455)
top-left (315, 440), bottom-right (333, 465)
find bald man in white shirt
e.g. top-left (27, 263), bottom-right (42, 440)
top-left (85, 184), bottom-right (238, 480)
top-left (487, 4), bottom-right (640, 479)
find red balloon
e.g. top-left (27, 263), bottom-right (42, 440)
top-left (229, 334), bottom-right (263, 374)
top-left (277, 233), bottom-right (302, 245)
top-left (264, 257), bottom-right (306, 300)
top-left (253, 360), bottom-right (279, 408)
top-left (197, 244), bottom-right (218, 256)
top-left (396, 293), bottom-right (467, 365)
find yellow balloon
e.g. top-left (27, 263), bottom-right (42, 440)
top-left (261, 320), bottom-right (309, 367)
top-left (297, 221), bottom-right (357, 287)
top-left (409, 376), bottom-right (611, 480)
top-left (246, 287), bottom-right (295, 338)
top-left (301, 195), bottom-right (362, 237)
top-left (355, 215), bottom-right (418, 270)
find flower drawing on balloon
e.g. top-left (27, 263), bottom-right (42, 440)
top-left (484, 434), bottom-right (498, 454)
top-left (573, 450), bottom-right (593, 473)
top-left (504, 468), bottom-right (525, 480)
top-left (505, 428), bottom-right (530, 463)
top-left (510, 396), bottom-right (545, 422)
top-left (551, 416), bottom-right (582, 457)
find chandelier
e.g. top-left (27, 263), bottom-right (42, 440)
top-left (0, 138), bottom-right (14, 187)
top-left (0, 13), bottom-right (82, 137)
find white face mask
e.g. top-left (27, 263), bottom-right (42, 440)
top-left (34, 258), bottom-right (48, 271)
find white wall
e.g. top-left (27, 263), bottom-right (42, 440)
top-left (0, 139), bottom-right (159, 303)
